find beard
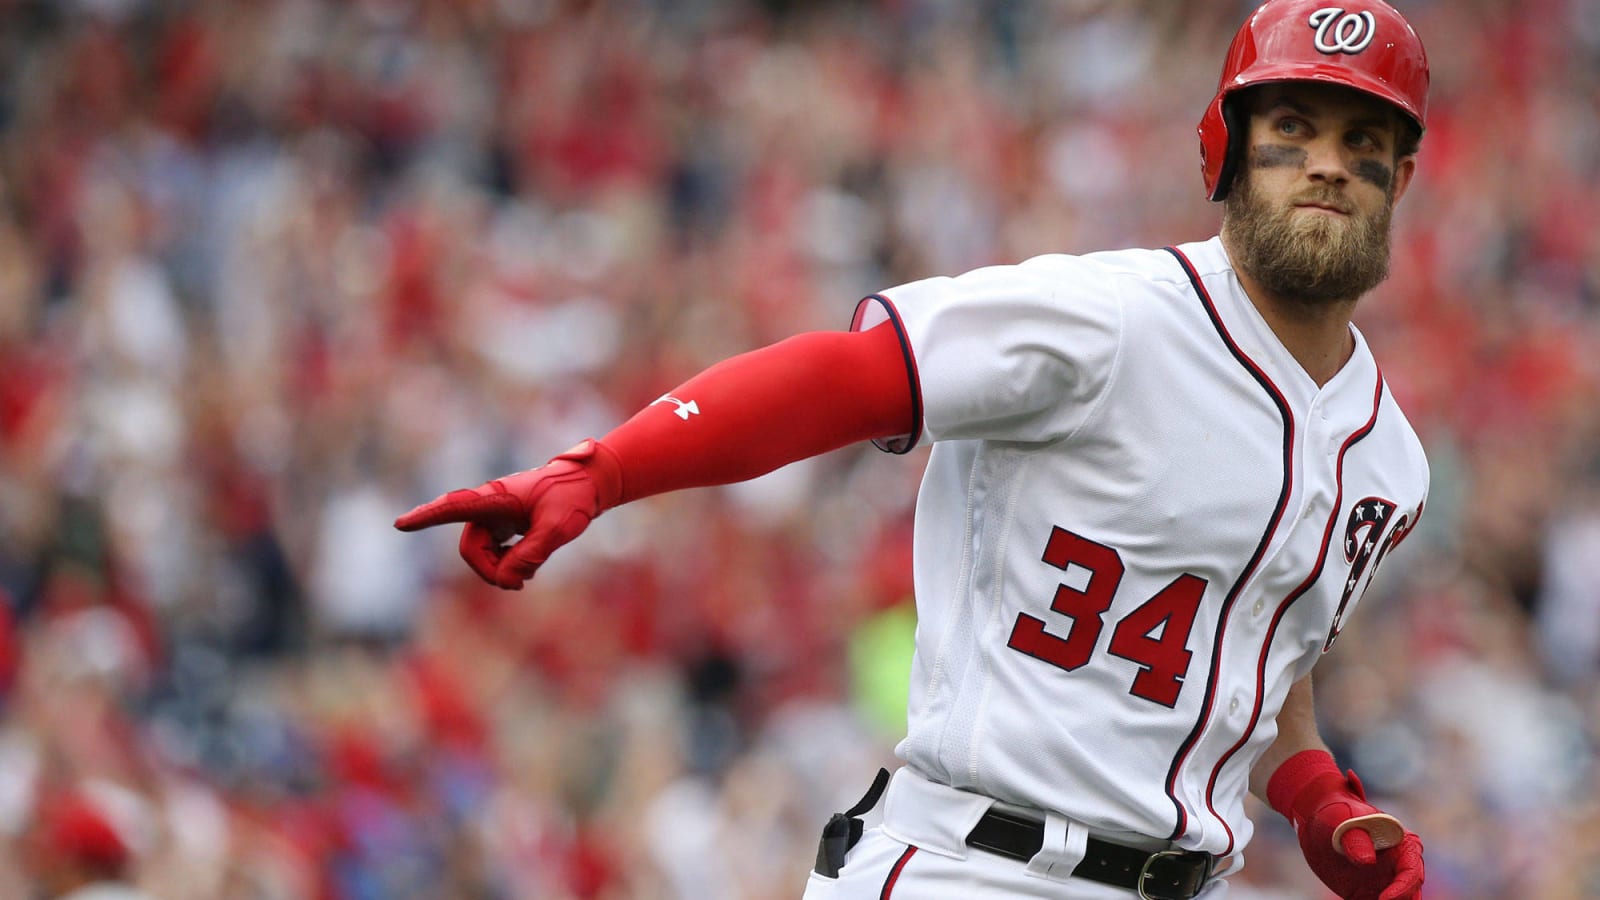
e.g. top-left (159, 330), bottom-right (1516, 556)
top-left (1223, 174), bottom-right (1395, 305)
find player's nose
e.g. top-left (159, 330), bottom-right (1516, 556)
top-left (1303, 138), bottom-right (1352, 186)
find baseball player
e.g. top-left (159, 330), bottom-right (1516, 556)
top-left (396, 0), bottom-right (1430, 896)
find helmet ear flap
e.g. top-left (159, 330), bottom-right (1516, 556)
top-left (1210, 92), bottom-right (1252, 203)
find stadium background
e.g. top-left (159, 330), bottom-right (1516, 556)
top-left (0, 0), bottom-right (1597, 896)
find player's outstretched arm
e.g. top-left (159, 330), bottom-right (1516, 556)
top-left (394, 323), bottom-right (915, 589)
top-left (1257, 675), bottom-right (1425, 900)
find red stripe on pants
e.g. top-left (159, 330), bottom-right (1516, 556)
top-left (879, 846), bottom-right (918, 899)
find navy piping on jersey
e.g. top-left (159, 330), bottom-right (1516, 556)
top-left (1160, 246), bottom-right (1296, 847)
top-left (1201, 370), bottom-right (1385, 856)
top-left (879, 845), bottom-right (918, 899)
top-left (853, 294), bottom-right (924, 454)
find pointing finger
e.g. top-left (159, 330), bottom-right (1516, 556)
top-left (394, 488), bottom-right (521, 531)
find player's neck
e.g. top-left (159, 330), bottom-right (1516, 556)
top-left (1232, 265), bottom-right (1357, 388)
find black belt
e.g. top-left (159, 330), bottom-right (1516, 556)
top-left (966, 808), bottom-right (1216, 900)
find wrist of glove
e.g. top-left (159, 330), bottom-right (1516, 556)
top-left (393, 439), bottom-right (624, 590)
top-left (1266, 749), bottom-right (1425, 900)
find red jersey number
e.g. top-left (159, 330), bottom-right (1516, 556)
top-left (1007, 526), bottom-right (1207, 708)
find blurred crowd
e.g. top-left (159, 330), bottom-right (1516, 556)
top-left (0, 0), bottom-right (1597, 897)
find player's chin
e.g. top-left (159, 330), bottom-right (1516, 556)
top-left (1284, 210), bottom-right (1351, 242)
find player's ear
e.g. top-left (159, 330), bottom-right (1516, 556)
top-left (1389, 154), bottom-right (1417, 205)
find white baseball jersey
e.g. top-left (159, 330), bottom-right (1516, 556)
top-left (850, 235), bottom-right (1428, 859)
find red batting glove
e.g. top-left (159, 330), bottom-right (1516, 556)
top-left (1267, 750), bottom-right (1424, 900)
top-left (393, 439), bottom-right (623, 590)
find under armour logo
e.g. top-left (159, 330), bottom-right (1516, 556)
top-left (1308, 8), bottom-right (1376, 55)
top-left (652, 393), bottom-right (700, 420)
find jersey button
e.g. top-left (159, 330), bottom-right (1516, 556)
top-left (1252, 599), bottom-right (1265, 616)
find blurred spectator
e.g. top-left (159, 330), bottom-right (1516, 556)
top-left (30, 790), bottom-right (156, 900)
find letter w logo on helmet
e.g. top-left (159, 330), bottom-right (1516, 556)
top-left (1309, 8), bottom-right (1377, 54)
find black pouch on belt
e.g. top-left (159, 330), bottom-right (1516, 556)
top-left (813, 768), bottom-right (891, 877)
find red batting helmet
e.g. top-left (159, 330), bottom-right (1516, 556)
top-left (1199, 0), bottom-right (1429, 201)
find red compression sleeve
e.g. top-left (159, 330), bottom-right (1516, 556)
top-left (598, 322), bottom-right (916, 504)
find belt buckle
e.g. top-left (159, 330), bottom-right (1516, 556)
top-left (1137, 848), bottom-right (1204, 900)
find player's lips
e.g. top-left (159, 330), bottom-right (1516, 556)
top-left (1293, 200), bottom-right (1351, 215)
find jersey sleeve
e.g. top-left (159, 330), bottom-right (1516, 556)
top-left (852, 255), bottom-right (1125, 451)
